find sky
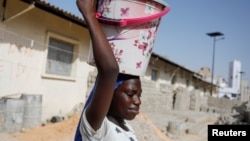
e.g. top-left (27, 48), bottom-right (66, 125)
top-left (48, 0), bottom-right (250, 83)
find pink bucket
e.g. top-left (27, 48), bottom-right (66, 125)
top-left (88, 0), bottom-right (170, 76)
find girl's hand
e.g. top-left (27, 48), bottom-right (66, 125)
top-left (76, 0), bottom-right (96, 18)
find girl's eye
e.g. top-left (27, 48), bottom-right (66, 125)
top-left (126, 92), bottom-right (141, 98)
top-left (126, 92), bottom-right (134, 96)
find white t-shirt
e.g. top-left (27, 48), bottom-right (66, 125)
top-left (79, 109), bottom-right (138, 141)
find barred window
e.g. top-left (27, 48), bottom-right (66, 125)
top-left (43, 32), bottom-right (79, 80)
top-left (46, 38), bottom-right (74, 76)
top-left (151, 69), bottom-right (158, 81)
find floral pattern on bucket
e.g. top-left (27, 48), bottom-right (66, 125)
top-left (88, 0), bottom-right (168, 76)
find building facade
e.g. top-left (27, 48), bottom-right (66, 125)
top-left (217, 60), bottom-right (250, 101)
top-left (0, 0), bottom-right (215, 123)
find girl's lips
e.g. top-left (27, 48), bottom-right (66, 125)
top-left (128, 108), bottom-right (139, 114)
top-left (129, 109), bottom-right (139, 115)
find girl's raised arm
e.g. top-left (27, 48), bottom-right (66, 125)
top-left (76, 0), bottom-right (119, 131)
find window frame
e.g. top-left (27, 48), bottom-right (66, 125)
top-left (151, 69), bottom-right (158, 81)
top-left (42, 32), bottom-right (79, 81)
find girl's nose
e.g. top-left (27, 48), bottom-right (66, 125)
top-left (133, 95), bottom-right (141, 105)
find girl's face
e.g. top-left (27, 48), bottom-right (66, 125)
top-left (109, 78), bottom-right (142, 120)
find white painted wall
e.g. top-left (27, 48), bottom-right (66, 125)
top-left (0, 1), bottom-right (93, 121)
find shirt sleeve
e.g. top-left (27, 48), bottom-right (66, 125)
top-left (79, 109), bottom-right (107, 140)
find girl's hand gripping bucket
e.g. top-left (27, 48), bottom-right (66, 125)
top-left (88, 0), bottom-right (170, 76)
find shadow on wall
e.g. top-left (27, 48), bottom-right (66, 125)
top-left (232, 102), bottom-right (250, 124)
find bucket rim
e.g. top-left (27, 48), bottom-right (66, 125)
top-left (96, 0), bottom-right (171, 26)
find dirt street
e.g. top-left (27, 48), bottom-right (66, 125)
top-left (0, 113), bottom-right (172, 141)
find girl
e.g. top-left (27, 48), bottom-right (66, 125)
top-left (75, 0), bottom-right (142, 140)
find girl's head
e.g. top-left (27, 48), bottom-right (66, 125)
top-left (109, 73), bottom-right (142, 120)
top-left (85, 73), bottom-right (142, 120)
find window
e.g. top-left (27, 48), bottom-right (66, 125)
top-left (43, 32), bottom-right (79, 80)
top-left (203, 88), bottom-right (206, 93)
top-left (186, 79), bottom-right (190, 87)
top-left (232, 94), bottom-right (237, 97)
top-left (195, 86), bottom-right (199, 90)
top-left (151, 69), bottom-right (158, 81)
top-left (171, 75), bottom-right (177, 85)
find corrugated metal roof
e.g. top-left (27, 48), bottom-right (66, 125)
top-left (21, 0), bottom-right (87, 27)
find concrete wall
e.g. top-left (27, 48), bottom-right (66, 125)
top-left (207, 96), bottom-right (243, 114)
top-left (85, 70), bottom-right (245, 116)
top-left (139, 78), bottom-right (246, 116)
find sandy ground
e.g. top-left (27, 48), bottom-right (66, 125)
top-left (0, 114), bottom-right (80, 141)
top-left (0, 113), bottom-right (172, 141)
